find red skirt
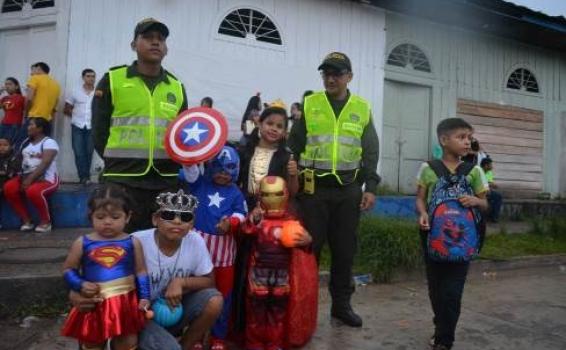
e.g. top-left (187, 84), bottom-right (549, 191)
top-left (61, 289), bottom-right (145, 344)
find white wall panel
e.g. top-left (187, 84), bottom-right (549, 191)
top-left (385, 12), bottom-right (566, 195)
top-left (66, 0), bottom-right (385, 141)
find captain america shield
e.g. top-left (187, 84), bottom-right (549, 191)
top-left (164, 107), bottom-right (228, 165)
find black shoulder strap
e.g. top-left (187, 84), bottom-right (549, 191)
top-left (427, 159), bottom-right (451, 178)
top-left (109, 64), bottom-right (127, 71)
top-left (456, 161), bottom-right (475, 177)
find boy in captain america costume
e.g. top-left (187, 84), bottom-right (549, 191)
top-left (179, 145), bottom-right (247, 350)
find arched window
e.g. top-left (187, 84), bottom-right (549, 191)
top-left (218, 8), bottom-right (282, 45)
top-left (2, 0), bottom-right (54, 13)
top-left (387, 43), bottom-right (431, 73)
top-left (506, 68), bottom-right (539, 93)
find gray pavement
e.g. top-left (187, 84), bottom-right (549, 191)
top-left (5, 264), bottom-right (565, 350)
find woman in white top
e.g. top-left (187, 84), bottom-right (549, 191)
top-left (3, 118), bottom-right (59, 232)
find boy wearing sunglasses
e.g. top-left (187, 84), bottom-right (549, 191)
top-left (179, 145), bottom-right (247, 350)
top-left (70, 189), bottom-right (224, 350)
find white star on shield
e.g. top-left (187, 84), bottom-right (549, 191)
top-left (182, 122), bottom-right (207, 144)
top-left (208, 192), bottom-right (225, 208)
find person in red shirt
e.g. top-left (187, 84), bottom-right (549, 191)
top-left (0, 77), bottom-right (25, 144)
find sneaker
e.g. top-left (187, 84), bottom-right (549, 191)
top-left (191, 343), bottom-right (203, 350)
top-left (35, 223), bottom-right (52, 233)
top-left (20, 222), bottom-right (34, 231)
top-left (432, 344), bottom-right (451, 350)
top-left (210, 339), bottom-right (227, 350)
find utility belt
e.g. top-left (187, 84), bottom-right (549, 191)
top-left (299, 168), bottom-right (359, 194)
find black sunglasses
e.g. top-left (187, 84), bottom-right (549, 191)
top-left (159, 210), bottom-right (194, 223)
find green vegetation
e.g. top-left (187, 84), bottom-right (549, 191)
top-left (319, 216), bottom-right (566, 282)
top-left (0, 296), bottom-right (68, 320)
top-left (480, 233), bottom-right (566, 260)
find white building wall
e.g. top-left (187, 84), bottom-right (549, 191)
top-left (60, 0), bottom-right (386, 181)
top-left (0, 0), bottom-right (386, 181)
top-left (384, 12), bottom-right (566, 195)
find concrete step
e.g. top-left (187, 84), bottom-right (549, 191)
top-left (0, 228), bottom-right (88, 317)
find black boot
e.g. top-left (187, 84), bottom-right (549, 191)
top-left (331, 303), bottom-right (363, 327)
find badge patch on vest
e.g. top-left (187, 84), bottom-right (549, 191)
top-left (167, 92), bottom-right (177, 104)
top-left (342, 122), bottom-right (363, 134)
top-left (350, 114), bottom-right (360, 122)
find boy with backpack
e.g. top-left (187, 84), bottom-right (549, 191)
top-left (416, 118), bottom-right (489, 350)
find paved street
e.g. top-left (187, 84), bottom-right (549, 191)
top-left (3, 264), bottom-right (564, 350)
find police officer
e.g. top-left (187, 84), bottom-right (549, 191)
top-left (92, 18), bottom-right (188, 232)
top-left (288, 52), bottom-right (380, 327)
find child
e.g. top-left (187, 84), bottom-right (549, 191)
top-left (200, 96), bottom-right (213, 108)
top-left (179, 145), bottom-right (247, 350)
top-left (0, 137), bottom-right (21, 228)
top-left (242, 176), bottom-right (317, 350)
top-left (61, 185), bottom-right (150, 350)
top-left (238, 100), bottom-right (299, 209)
top-left (234, 101), bottom-right (300, 339)
top-left (480, 157), bottom-right (503, 222)
top-left (0, 137), bottom-right (21, 186)
top-left (416, 118), bottom-right (489, 350)
top-left (0, 77), bottom-right (25, 144)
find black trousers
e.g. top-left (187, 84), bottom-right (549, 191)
top-left (487, 190), bottom-right (503, 221)
top-left (297, 183), bottom-right (362, 308)
top-left (421, 231), bottom-right (469, 348)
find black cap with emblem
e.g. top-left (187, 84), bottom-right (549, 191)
top-left (134, 18), bottom-right (169, 39)
top-left (318, 52), bottom-right (352, 72)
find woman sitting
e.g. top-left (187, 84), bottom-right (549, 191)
top-left (3, 118), bottom-right (59, 232)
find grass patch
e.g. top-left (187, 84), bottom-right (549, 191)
top-left (320, 216), bottom-right (421, 283)
top-left (480, 233), bottom-right (566, 260)
top-left (319, 216), bottom-right (566, 282)
top-left (0, 296), bottom-right (68, 320)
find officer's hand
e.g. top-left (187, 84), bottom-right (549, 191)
top-left (360, 192), bottom-right (376, 211)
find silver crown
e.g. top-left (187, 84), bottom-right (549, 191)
top-left (155, 190), bottom-right (198, 213)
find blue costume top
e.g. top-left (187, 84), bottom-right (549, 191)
top-left (180, 172), bottom-right (247, 235)
top-left (179, 146), bottom-right (247, 235)
top-left (81, 235), bottom-right (135, 283)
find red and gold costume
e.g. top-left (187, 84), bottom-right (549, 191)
top-left (61, 236), bottom-right (145, 344)
top-left (241, 176), bottom-right (318, 350)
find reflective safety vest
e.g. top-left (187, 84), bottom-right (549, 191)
top-left (299, 91), bottom-right (370, 184)
top-left (104, 66), bottom-right (183, 177)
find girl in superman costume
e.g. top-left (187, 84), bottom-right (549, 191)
top-left (61, 185), bottom-right (150, 350)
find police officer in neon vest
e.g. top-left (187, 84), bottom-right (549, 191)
top-left (288, 52), bottom-right (381, 327)
top-left (92, 18), bottom-right (188, 232)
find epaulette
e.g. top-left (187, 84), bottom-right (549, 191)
top-left (109, 64), bottom-right (127, 71)
top-left (165, 70), bottom-right (179, 80)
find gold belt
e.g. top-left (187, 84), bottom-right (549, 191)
top-left (98, 275), bottom-right (136, 299)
